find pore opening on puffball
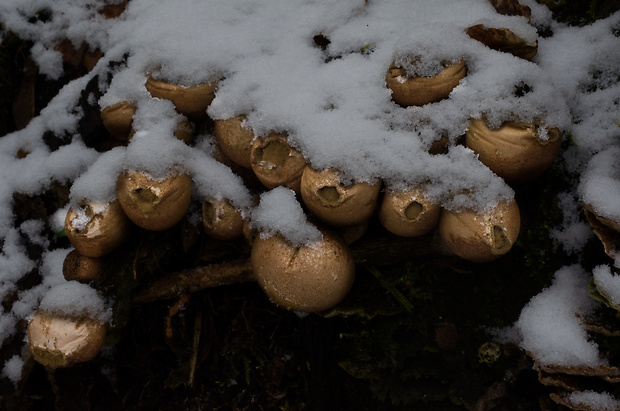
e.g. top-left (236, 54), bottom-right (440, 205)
top-left (404, 201), bottom-right (424, 220)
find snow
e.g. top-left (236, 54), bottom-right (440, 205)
top-left (593, 265), bottom-right (620, 309)
top-left (0, 0), bottom-right (619, 384)
top-left (513, 266), bottom-right (604, 367)
top-left (564, 390), bottom-right (620, 411)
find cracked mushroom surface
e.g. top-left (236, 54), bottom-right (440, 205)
top-left (202, 197), bottom-right (244, 241)
top-left (251, 229), bottom-right (355, 313)
top-left (116, 169), bottom-right (192, 231)
top-left (28, 309), bottom-right (108, 368)
top-left (300, 166), bottom-right (381, 227)
top-left (386, 59), bottom-right (467, 107)
top-left (65, 199), bottom-right (130, 257)
top-left (439, 199), bottom-right (521, 263)
top-left (465, 119), bottom-right (562, 184)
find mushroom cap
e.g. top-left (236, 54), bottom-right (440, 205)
top-left (465, 24), bottom-right (537, 60)
top-left (251, 229), bottom-right (355, 312)
top-left (100, 101), bottom-right (136, 140)
top-left (63, 249), bottom-right (103, 283)
top-left (250, 133), bottom-right (306, 192)
top-left (378, 186), bottom-right (440, 237)
top-left (214, 115), bottom-right (255, 168)
top-left (465, 119), bottom-right (562, 184)
top-left (438, 199), bottom-right (521, 263)
top-left (300, 166), bottom-right (381, 227)
top-left (145, 76), bottom-right (217, 119)
top-left (128, 115), bottom-right (194, 144)
top-left (28, 309), bottom-right (107, 368)
top-left (386, 59), bottom-right (466, 107)
top-left (65, 200), bottom-right (130, 257)
top-left (116, 169), bottom-right (192, 231)
top-left (202, 198), bottom-right (244, 241)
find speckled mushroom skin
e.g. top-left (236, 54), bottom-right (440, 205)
top-left (378, 186), bottom-right (440, 237)
top-left (214, 115), bottom-right (255, 169)
top-left (465, 119), bottom-right (562, 184)
top-left (251, 230), bottom-right (355, 313)
top-left (438, 199), bottom-right (521, 263)
top-left (300, 166), bottom-right (381, 227)
top-left (116, 169), bottom-right (192, 231)
top-left (202, 198), bottom-right (244, 241)
top-left (28, 309), bottom-right (107, 368)
top-left (386, 59), bottom-right (466, 107)
top-left (65, 200), bottom-right (130, 257)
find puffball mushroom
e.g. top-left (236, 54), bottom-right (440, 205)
top-left (128, 115), bottom-right (194, 144)
top-left (214, 115), bottom-right (255, 168)
top-left (63, 250), bottom-right (103, 283)
top-left (100, 101), bottom-right (136, 140)
top-left (65, 200), bottom-right (130, 257)
top-left (465, 118), bottom-right (562, 184)
top-left (251, 229), bottom-right (355, 312)
top-left (378, 185), bottom-right (440, 237)
top-left (250, 133), bottom-right (307, 192)
top-left (28, 309), bottom-right (108, 368)
top-left (386, 59), bottom-right (466, 107)
top-left (145, 75), bottom-right (217, 119)
top-left (300, 166), bottom-right (381, 227)
top-left (439, 199), bottom-right (521, 263)
top-left (202, 198), bottom-right (244, 241)
top-left (116, 169), bottom-right (192, 231)
top-left (465, 25), bottom-right (537, 60)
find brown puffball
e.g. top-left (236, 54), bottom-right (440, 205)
top-left (300, 166), bottom-right (381, 227)
top-left (116, 169), bottom-right (192, 231)
top-left (465, 119), bottom-right (562, 184)
top-left (63, 250), bottom-right (103, 283)
top-left (251, 229), bottom-right (355, 312)
top-left (250, 133), bottom-right (306, 192)
top-left (214, 115), bottom-right (255, 168)
top-left (145, 76), bottom-right (217, 119)
top-left (465, 24), bottom-right (537, 60)
top-left (202, 198), bottom-right (244, 241)
top-left (100, 101), bottom-right (136, 140)
top-left (378, 186), bottom-right (440, 237)
top-left (28, 309), bottom-right (108, 368)
top-left (439, 199), bottom-right (521, 263)
top-left (386, 59), bottom-right (466, 107)
top-left (65, 200), bottom-right (130, 258)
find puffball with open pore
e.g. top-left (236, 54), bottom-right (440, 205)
top-left (251, 228), bottom-right (355, 313)
top-left (465, 119), bottom-right (562, 184)
top-left (386, 59), bottom-right (466, 107)
top-left (202, 198), bottom-right (244, 241)
top-left (378, 185), bottom-right (440, 237)
top-left (28, 309), bottom-right (108, 368)
top-left (250, 133), bottom-right (306, 192)
top-left (145, 75), bottom-right (217, 119)
top-left (214, 115), bottom-right (255, 169)
top-left (300, 166), bottom-right (381, 227)
top-left (439, 199), bottom-right (521, 263)
top-left (117, 169), bottom-right (192, 231)
top-left (65, 200), bottom-right (130, 257)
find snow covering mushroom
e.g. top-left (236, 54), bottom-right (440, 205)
top-left (116, 169), bottom-right (192, 231)
top-left (465, 119), bottom-right (562, 184)
top-left (65, 200), bottom-right (130, 258)
top-left (251, 227), bottom-right (355, 313)
top-left (385, 59), bottom-right (467, 107)
top-left (439, 199), bottom-right (521, 263)
top-left (27, 282), bottom-right (110, 368)
top-left (145, 75), bottom-right (217, 119)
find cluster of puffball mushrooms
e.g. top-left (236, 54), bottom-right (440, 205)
top-left (27, 2), bottom-right (562, 369)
